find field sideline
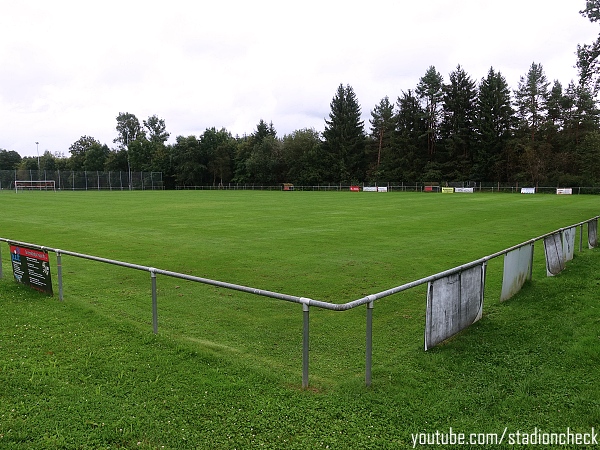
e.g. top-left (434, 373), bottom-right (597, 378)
top-left (0, 190), bottom-right (599, 448)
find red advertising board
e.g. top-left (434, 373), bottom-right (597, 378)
top-left (10, 244), bottom-right (53, 295)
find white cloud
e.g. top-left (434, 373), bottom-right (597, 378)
top-left (1, 0), bottom-right (597, 157)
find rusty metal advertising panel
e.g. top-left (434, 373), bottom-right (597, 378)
top-left (589, 219), bottom-right (598, 249)
top-left (500, 243), bottom-right (533, 302)
top-left (563, 227), bottom-right (576, 262)
top-left (425, 264), bottom-right (484, 351)
top-left (543, 233), bottom-right (565, 276)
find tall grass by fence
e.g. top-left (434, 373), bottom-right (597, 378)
top-left (1, 215), bottom-right (597, 388)
top-left (0, 170), bottom-right (163, 191)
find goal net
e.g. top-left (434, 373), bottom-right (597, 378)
top-left (15, 180), bottom-right (56, 192)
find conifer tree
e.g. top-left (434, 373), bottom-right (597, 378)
top-left (368, 96), bottom-right (396, 181)
top-left (395, 90), bottom-right (427, 180)
top-left (474, 67), bottom-right (514, 181)
top-left (514, 62), bottom-right (550, 142)
top-left (416, 66), bottom-right (444, 158)
top-left (440, 65), bottom-right (477, 178)
top-left (577, 0), bottom-right (600, 95)
top-left (322, 84), bottom-right (366, 183)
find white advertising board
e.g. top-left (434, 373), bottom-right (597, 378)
top-left (589, 218), bottom-right (598, 249)
top-left (544, 232), bottom-right (565, 276)
top-left (501, 244), bottom-right (533, 302)
top-left (563, 227), bottom-right (576, 262)
top-left (425, 264), bottom-right (485, 350)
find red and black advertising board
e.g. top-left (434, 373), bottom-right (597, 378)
top-left (10, 244), bottom-right (53, 295)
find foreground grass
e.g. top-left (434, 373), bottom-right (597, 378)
top-left (0, 191), bottom-right (599, 448)
top-left (1, 249), bottom-right (599, 448)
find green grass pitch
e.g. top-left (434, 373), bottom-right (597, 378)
top-left (0, 190), bottom-right (598, 448)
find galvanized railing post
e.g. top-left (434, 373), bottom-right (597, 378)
top-left (366, 300), bottom-right (374, 387)
top-left (302, 302), bottom-right (309, 389)
top-left (56, 251), bottom-right (63, 301)
top-left (151, 269), bottom-right (158, 334)
top-left (580, 223), bottom-right (584, 252)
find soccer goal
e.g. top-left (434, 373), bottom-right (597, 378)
top-left (15, 180), bottom-right (56, 192)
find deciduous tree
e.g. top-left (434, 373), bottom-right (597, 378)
top-left (0, 149), bottom-right (22, 170)
top-left (114, 112), bottom-right (145, 147)
top-left (69, 136), bottom-right (102, 171)
top-left (282, 128), bottom-right (325, 185)
top-left (172, 135), bottom-right (205, 186)
top-left (143, 115), bottom-right (170, 144)
top-left (201, 128), bottom-right (236, 186)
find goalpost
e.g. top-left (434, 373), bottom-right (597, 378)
top-left (15, 180), bottom-right (56, 192)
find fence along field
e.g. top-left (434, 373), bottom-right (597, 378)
top-left (1, 169), bottom-right (163, 191)
top-left (0, 190), bottom-right (598, 388)
top-left (3, 168), bottom-right (600, 193)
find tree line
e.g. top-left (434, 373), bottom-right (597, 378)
top-left (3, 4), bottom-right (600, 187)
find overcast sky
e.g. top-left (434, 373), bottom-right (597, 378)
top-left (1, 1), bottom-right (598, 158)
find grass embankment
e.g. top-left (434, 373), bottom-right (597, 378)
top-left (0, 190), bottom-right (598, 448)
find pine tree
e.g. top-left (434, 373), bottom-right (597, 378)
top-left (474, 67), bottom-right (514, 181)
top-left (368, 96), bottom-right (396, 181)
top-left (252, 119), bottom-right (277, 145)
top-left (440, 65), bottom-right (477, 178)
top-left (514, 62), bottom-right (550, 142)
top-left (577, 0), bottom-right (600, 95)
top-left (546, 81), bottom-right (565, 129)
top-left (395, 90), bottom-right (427, 180)
top-left (416, 66), bottom-right (444, 158)
top-left (573, 83), bottom-right (600, 142)
top-left (322, 84), bottom-right (366, 183)
top-left (513, 63), bottom-right (553, 185)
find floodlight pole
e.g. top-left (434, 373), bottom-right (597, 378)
top-left (35, 142), bottom-right (40, 173)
